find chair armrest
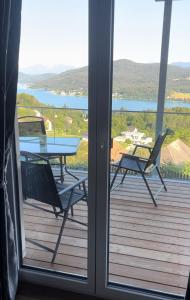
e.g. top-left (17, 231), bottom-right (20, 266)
top-left (58, 177), bottom-right (87, 195)
top-left (120, 153), bottom-right (140, 160)
top-left (133, 144), bottom-right (152, 150)
top-left (20, 151), bottom-right (49, 163)
top-left (132, 144), bottom-right (152, 155)
top-left (119, 153), bottom-right (149, 163)
top-left (44, 155), bottom-right (60, 161)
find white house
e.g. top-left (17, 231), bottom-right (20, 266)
top-left (114, 127), bottom-right (152, 145)
top-left (121, 127), bottom-right (144, 143)
top-left (141, 136), bottom-right (153, 145)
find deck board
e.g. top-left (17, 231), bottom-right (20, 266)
top-left (23, 174), bottom-right (190, 296)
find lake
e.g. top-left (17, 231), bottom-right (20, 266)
top-left (17, 86), bottom-right (190, 111)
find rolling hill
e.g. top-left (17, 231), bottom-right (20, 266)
top-left (18, 72), bottom-right (55, 85)
top-left (27, 59), bottom-right (190, 99)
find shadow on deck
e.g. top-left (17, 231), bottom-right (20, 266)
top-left (23, 172), bottom-right (190, 296)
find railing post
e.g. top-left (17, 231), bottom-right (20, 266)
top-left (53, 109), bottom-right (56, 139)
top-left (155, 0), bottom-right (173, 169)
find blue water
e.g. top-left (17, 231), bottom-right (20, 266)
top-left (17, 86), bottom-right (190, 111)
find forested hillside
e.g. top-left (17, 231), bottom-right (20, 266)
top-left (17, 93), bottom-right (190, 176)
top-left (29, 59), bottom-right (190, 99)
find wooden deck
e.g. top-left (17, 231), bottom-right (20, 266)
top-left (23, 173), bottom-right (190, 296)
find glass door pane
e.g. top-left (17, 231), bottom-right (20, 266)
top-left (162, 0), bottom-right (190, 181)
top-left (17, 0), bottom-right (89, 278)
top-left (107, 0), bottom-right (189, 296)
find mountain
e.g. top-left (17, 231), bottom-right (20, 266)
top-left (18, 72), bottom-right (55, 85)
top-left (172, 62), bottom-right (190, 68)
top-left (30, 59), bottom-right (190, 99)
top-left (20, 64), bottom-right (74, 75)
top-left (31, 66), bottom-right (88, 95)
top-left (17, 93), bottom-right (47, 107)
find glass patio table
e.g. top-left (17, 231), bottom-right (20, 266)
top-left (19, 136), bottom-right (81, 181)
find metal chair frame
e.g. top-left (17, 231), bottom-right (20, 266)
top-left (18, 115), bottom-right (76, 182)
top-left (21, 151), bottom-right (87, 263)
top-left (110, 128), bottom-right (173, 207)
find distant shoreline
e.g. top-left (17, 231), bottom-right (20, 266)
top-left (30, 87), bottom-right (190, 103)
top-left (18, 83), bottom-right (190, 102)
top-left (17, 85), bottom-right (190, 111)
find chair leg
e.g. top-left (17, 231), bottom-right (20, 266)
top-left (110, 166), bottom-right (120, 189)
top-left (51, 211), bottom-right (68, 263)
top-left (120, 169), bottom-right (128, 184)
top-left (52, 206), bottom-right (58, 218)
top-left (141, 172), bottom-right (157, 207)
top-left (59, 156), bottom-right (64, 182)
top-left (71, 206), bottom-right (74, 216)
top-left (156, 166), bottom-right (167, 191)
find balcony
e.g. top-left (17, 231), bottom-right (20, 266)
top-left (17, 105), bottom-right (190, 297)
top-left (23, 172), bottom-right (190, 296)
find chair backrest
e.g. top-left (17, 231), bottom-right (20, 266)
top-left (145, 128), bottom-right (171, 169)
top-left (21, 159), bottom-right (61, 208)
top-left (18, 116), bottom-right (46, 137)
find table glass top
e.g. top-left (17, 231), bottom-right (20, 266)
top-left (19, 136), bottom-right (81, 155)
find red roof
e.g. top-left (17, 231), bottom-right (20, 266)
top-left (161, 139), bottom-right (190, 165)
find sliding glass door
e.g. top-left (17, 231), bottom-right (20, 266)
top-left (17, 0), bottom-right (96, 294)
top-left (16, 0), bottom-right (189, 299)
top-left (97, 0), bottom-right (190, 299)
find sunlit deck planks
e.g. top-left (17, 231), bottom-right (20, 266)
top-left (23, 174), bottom-right (190, 296)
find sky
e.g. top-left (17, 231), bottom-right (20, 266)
top-left (19, 0), bottom-right (190, 68)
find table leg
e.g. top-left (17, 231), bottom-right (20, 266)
top-left (63, 156), bottom-right (79, 180)
top-left (59, 156), bottom-right (64, 183)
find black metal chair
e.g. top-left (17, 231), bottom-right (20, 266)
top-left (18, 116), bottom-right (66, 182)
top-left (110, 128), bottom-right (173, 207)
top-left (20, 151), bottom-right (88, 263)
